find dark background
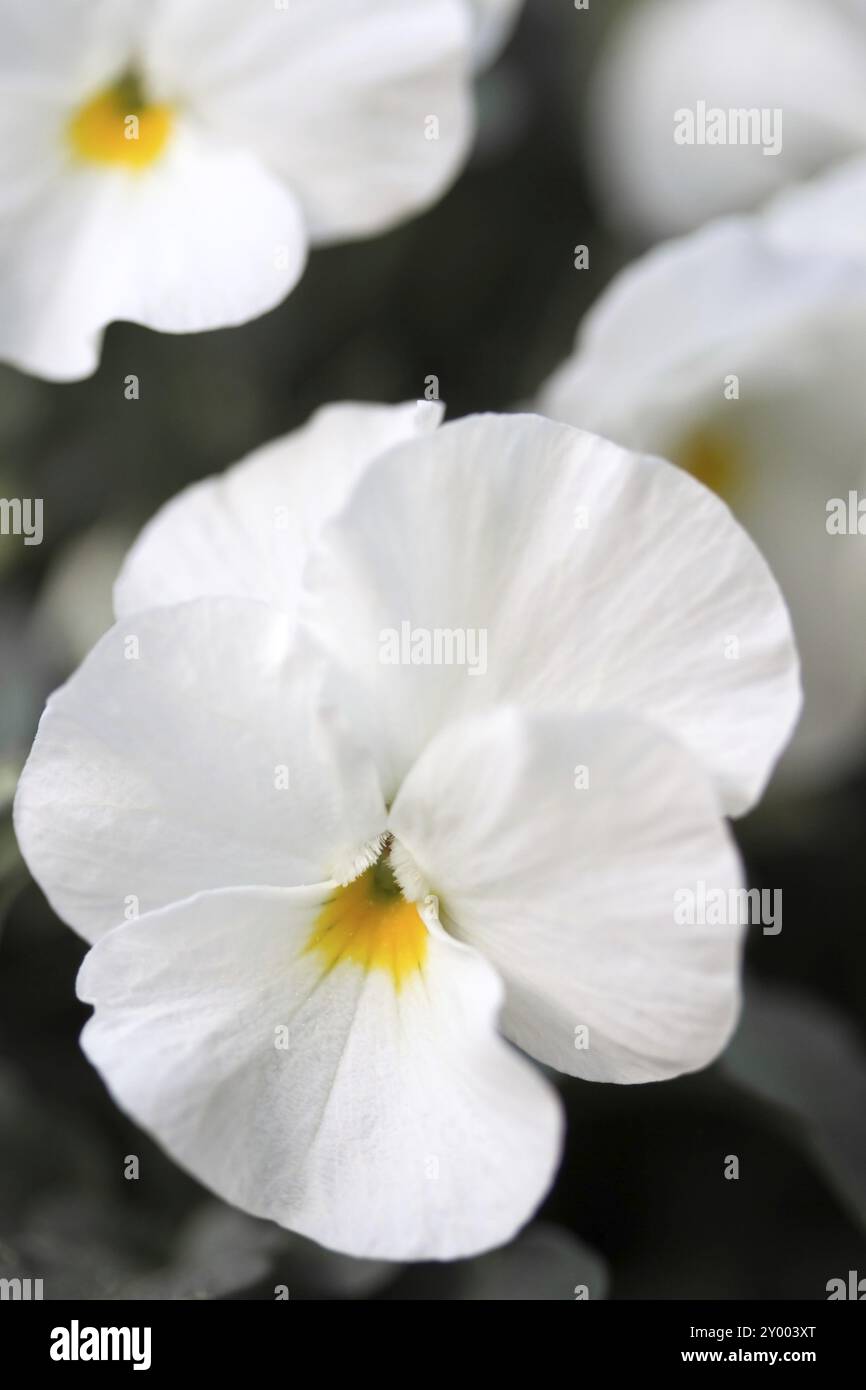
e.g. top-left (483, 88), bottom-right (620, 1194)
top-left (1, 0), bottom-right (865, 1299)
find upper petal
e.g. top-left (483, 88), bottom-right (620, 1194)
top-left (0, 0), bottom-right (141, 99)
top-left (390, 706), bottom-right (746, 1082)
top-left (587, 0), bottom-right (866, 238)
top-left (299, 413), bottom-right (801, 816)
top-left (541, 159), bottom-right (866, 449)
top-left (14, 599), bottom-right (386, 942)
top-left (142, 0), bottom-right (475, 243)
top-left (77, 883), bottom-right (563, 1261)
top-left (114, 400), bottom-right (444, 621)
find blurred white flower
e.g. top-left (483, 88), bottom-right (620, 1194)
top-left (15, 405), bottom-right (799, 1259)
top-left (470, 0), bottom-right (523, 67)
top-left (541, 160), bottom-right (866, 788)
top-left (588, 0), bottom-right (866, 240)
top-left (0, 0), bottom-right (515, 382)
top-left (33, 522), bottom-right (134, 670)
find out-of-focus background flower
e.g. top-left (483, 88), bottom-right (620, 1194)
top-left (1, 0), bottom-right (865, 1299)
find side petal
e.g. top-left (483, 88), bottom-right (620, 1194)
top-left (142, 0), bottom-right (475, 243)
top-left (390, 707), bottom-right (746, 1083)
top-left (540, 159), bottom-right (866, 449)
top-left (0, 0), bottom-right (141, 99)
top-left (0, 119), bottom-right (306, 381)
top-left (77, 884), bottom-right (563, 1261)
top-left (114, 400), bottom-right (444, 620)
top-left (14, 600), bottom-right (385, 942)
top-left (539, 162), bottom-right (866, 787)
top-left (300, 413), bottom-right (801, 816)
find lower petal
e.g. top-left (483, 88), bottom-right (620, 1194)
top-left (77, 884), bottom-right (563, 1261)
top-left (0, 119), bottom-right (306, 381)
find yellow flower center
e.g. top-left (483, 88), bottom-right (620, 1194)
top-left (68, 72), bottom-right (173, 170)
top-left (675, 427), bottom-right (741, 505)
top-left (305, 855), bottom-right (428, 991)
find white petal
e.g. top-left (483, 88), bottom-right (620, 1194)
top-left (0, 119), bottom-right (306, 381)
top-left (588, 0), bottom-right (866, 238)
top-left (300, 413), bottom-right (800, 816)
top-left (142, 0), bottom-right (475, 243)
top-left (114, 400), bottom-right (444, 621)
top-left (541, 160), bottom-right (866, 447)
top-left (0, 0), bottom-right (141, 99)
top-left (540, 163), bottom-right (866, 786)
top-left (390, 707), bottom-right (746, 1082)
top-left (77, 884), bottom-right (563, 1261)
top-left (14, 600), bottom-right (385, 942)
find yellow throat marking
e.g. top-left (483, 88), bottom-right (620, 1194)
top-left (305, 859), bottom-right (428, 991)
top-left (676, 427), bottom-right (740, 505)
top-left (68, 73), bottom-right (173, 170)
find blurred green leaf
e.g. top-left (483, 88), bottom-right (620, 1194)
top-left (388, 1222), bottom-right (609, 1301)
top-left (725, 982), bottom-right (866, 1233)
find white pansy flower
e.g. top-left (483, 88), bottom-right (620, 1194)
top-left (0, 0), bottom-right (507, 383)
top-left (540, 161), bottom-right (866, 787)
top-left (588, 0), bottom-right (866, 239)
top-left (14, 406), bottom-right (799, 1259)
